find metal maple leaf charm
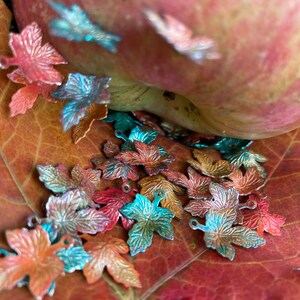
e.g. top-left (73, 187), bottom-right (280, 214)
top-left (162, 167), bottom-right (211, 200)
top-left (120, 191), bottom-right (174, 256)
top-left (83, 234), bottom-right (141, 288)
top-left (138, 175), bottom-right (185, 219)
top-left (187, 149), bottom-right (232, 178)
top-left (190, 207), bottom-right (265, 260)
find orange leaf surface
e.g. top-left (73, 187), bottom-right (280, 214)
top-left (0, 2), bottom-right (299, 299)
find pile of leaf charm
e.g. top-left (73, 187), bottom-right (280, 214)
top-left (0, 14), bottom-right (286, 300)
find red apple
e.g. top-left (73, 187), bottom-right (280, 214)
top-left (12, 0), bottom-right (300, 139)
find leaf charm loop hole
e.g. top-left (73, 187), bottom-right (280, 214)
top-left (189, 218), bottom-right (202, 230)
top-left (27, 215), bottom-right (42, 228)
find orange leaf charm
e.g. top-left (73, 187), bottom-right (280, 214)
top-left (223, 167), bottom-right (265, 196)
top-left (138, 175), bottom-right (185, 219)
top-left (83, 234), bottom-right (141, 288)
top-left (187, 149), bottom-right (232, 178)
top-left (0, 226), bottom-right (71, 299)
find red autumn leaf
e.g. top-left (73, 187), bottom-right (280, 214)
top-left (0, 4), bottom-right (300, 299)
top-left (222, 167), bottom-right (266, 196)
top-left (83, 234), bottom-right (141, 288)
top-left (115, 141), bottom-right (175, 175)
top-left (92, 187), bottom-right (135, 230)
top-left (162, 166), bottom-right (211, 199)
top-left (242, 195), bottom-right (286, 236)
top-left (0, 22), bottom-right (66, 85)
top-left (8, 69), bottom-right (57, 117)
top-left (0, 226), bottom-right (71, 299)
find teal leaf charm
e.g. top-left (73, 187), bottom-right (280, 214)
top-left (120, 190), bottom-right (174, 256)
top-left (103, 111), bottom-right (142, 132)
top-left (57, 246), bottom-right (91, 272)
top-left (189, 208), bottom-right (265, 261)
top-left (52, 73), bottom-right (111, 131)
top-left (224, 150), bottom-right (268, 178)
top-left (48, 1), bottom-right (121, 52)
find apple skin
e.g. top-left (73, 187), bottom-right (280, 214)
top-left (12, 0), bottom-right (300, 139)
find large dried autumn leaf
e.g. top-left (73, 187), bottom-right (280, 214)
top-left (1, 3), bottom-right (300, 298)
top-left (138, 175), bottom-right (185, 219)
top-left (0, 226), bottom-right (70, 299)
top-left (83, 234), bottom-right (141, 288)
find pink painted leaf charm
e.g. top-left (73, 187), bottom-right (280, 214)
top-left (116, 141), bottom-right (175, 176)
top-left (92, 187), bottom-right (136, 231)
top-left (162, 166), bottom-right (211, 200)
top-left (0, 22), bottom-right (67, 84)
top-left (242, 195), bottom-right (286, 236)
top-left (145, 9), bottom-right (221, 64)
top-left (8, 69), bottom-right (57, 117)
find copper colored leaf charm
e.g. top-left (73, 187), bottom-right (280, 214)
top-left (145, 9), bottom-right (220, 64)
top-left (242, 195), bottom-right (286, 236)
top-left (187, 149), bottom-right (232, 178)
top-left (120, 191), bottom-right (174, 256)
top-left (72, 103), bottom-right (108, 144)
top-left (102, 158), bottom-right (139, 181)
top-left (0, 22), bottom-right (66, 84)
top-left (92, 188), bottom-right (135, 231)
top-left (52, 73), bottom-right (111, 131)
top-left (37, 164), bottom-right (101, 208)
top-left (184, 182), bottom-right (243, 224)
top-left (46, 190), bottom-right (110, 242)
top-left (190, 208), bottom-right (265, 260)
top-left (138, 175), bottom-right (185, 219)
top-left (162, 167), bottom-right (211, 200)
top-left (116, 141), bottom-right (175, 176)
top-left (103, 140), bottom-right (120, 158)
top-left (0, 226), bottom-right (71, 299)
top-left (83, 235), bottom-right (141, 288)
top-left (223, 167), bottom-right (265, 196)
top-left (49, 1), bottom-right (121, 52)
top-left (8, 69), bottom-right (57, 117)
top-left (225, 150), bottom-right (268, 178)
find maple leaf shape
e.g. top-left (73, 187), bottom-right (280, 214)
top-left (190, 208), bottom-right (265, 260)
top-left (101, 158), bottom-right (140, 181)
top-left (138, 175), bottom-right (185, 219)
top-left (116, 141), bottom-right (175, 176)
top-left (225, 150), bottom-right (268, 178)
top-left (37, 164), bottom-right (101, 208)
top-left (92, 188), bottom-right (135, 231)
top-left (7, 69), bottom-right (57, 117)
top-left (145, 9), bottom-right (220, 64)
top-left (162, 166), bottom-right (212, 200)
top-left (184, 182), bottom-right (244, 224)
top-left (242, 195), bottom-right (286, 236)
top-left (0, 22), bottom-right (66, 84)
top-left (187, 149), bottom-right (232, 178)
top-left (52, 73), bottom-right (111, 131)
top-left (0, 226), bottom-right (71, 299)
top-left (103, 111), bottom-right (142, 132)
top-left (49, 1), bottom-right (121, 52)
top-left (46, 190), bottom-right (110, 242)
top-left (223, 167), bottom-right (265, 196)
top-left (83, 234), bottom-right (141, 288)
top-left (103, 140), bottom-right (120, 158)
top-left (72, 103), bottom-right (108, 144)
top-left (121, 191), bottom-right (174, 256)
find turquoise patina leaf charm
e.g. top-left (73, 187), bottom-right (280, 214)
top-left (48, 1), bottom-right (121, 52)
top-left (120, 190), bottom-right (174, 256)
